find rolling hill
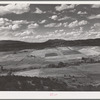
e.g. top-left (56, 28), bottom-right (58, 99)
top-left (1, 38), bottom-right (100, 51)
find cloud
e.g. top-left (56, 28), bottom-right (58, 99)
top-left (12, 20), bottom-right (29, 25)
top-left (28, 23), bottom-right (39, 28)
top-left (84, 31), bottom-right (100, 39)
top-left (50, 15), bottom-right (58, 20)
top-left (92, 4), bottom-right (100, 8)
top-left (12, 24), bottom-right (20, 30)
top-left (14, 28), bottom-right (36, 42)
top-left (58, 16), bottom-right (70, 21)
top-left (1, 4), bottom-right (100, 42)
top-left (34, 32), bottom-right (64, 42)
top-left (44, 23), bottom-right (56, 27)
top-left (55, 4), bottom-right (76, 11)
top-left (0, 18), bottom-right (15, 31)
top-left (68, 20), bottom-right (78, 28)
top-left (69, 9), bottom-right (76, 12)
top-left (91, 23), bottom-right (100, 29)
top-left (88, 14), bottom-right (100, 19)
top-left (34, 7), bottom-right (43, 14)
top-left (44, 22), bottom-right (67, 28)
top-left (41, 20), bottom-right (100, 41)
top-left (77, 11), bottom-right (87, 15)
top-left (68, 20), bottom-right (88, 28)
top-left (34, 27), bottom-right (85, 41)
top-left (0, 18), bottom-right (38, 41)
top-left (12, 20), bottom-right (29, 30)
top-left (78, 20), bottom-right (88, 26)
top-left (93, 23), bottom-right (100, 27)
top-left (91, 23), bottom-right (100, 31)
top-left (0, 18), bottom-right (29, 31)
top-left (81, 23), bottom-right (100, 39)
top-left (63, 22), bottom-right (68, 27)
top-left (0, 18), bottom-right (12, 26)
top-left (39, 20), bottom-right (46, 24)
top-left (55, 23), bottom-right (62, 27)
top-left (20, 29), bottom-right (36, 36)
top-left (44, 22), bottom-right (69, 28)
top-left (0, 4), bottom-right (30, 16)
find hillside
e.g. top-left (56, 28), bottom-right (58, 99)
top-left (0, 76), bottom-right (100, 91)
top-left (1, 38), bottom-right (100, 51)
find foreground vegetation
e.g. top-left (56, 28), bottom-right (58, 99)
top-left (0, 76), bottom-right (100, 91)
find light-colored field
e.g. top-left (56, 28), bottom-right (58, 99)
top-left (0, 46), bottom-right (100, 73)
top-left (14, 67), bottom-right (86, 77)
top-left (0, 46), bottom-right (100, 86)
top-left (79, 48), bottom-right (100, 56)
top-left (14, 63), bottom-right (100, 78)
top-left (14, 69), bottom-right (40, 77)
top-left (75, 63), bottom-right (100, 74)
top-left (13, 63), bottom-right (100, 86)
top-left (39, 67), bottom-right (87, 77)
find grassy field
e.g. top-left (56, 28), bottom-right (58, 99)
top-left (75, 63), bottom-right (100, 74)
top-left (14, 63), bottom-right (100, 78)
top-left (12, 62), bottom-right (100, 86)
top-left (0, 46), bottom-right (100, 86)
top-left (14, 69), bottom-right (40, 77)
top-left (0, 46), bottom-right (100, 69)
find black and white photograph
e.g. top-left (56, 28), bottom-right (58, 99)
top-left (1, 3), bottom-right (100, 91)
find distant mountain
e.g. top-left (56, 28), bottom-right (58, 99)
top-left (0, 38), bottom-right (100, 51)
top-left (45, 38), bottom-right (100, 46)
top-left (0, 40), bottom-right (43, 51)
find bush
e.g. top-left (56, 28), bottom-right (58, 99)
top-left (47, 64), bottom-right (57, 68)
top-left (57, 62), bottom-right (65, 68)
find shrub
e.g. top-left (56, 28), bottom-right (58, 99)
top-left (47, 64), bottom-right (57, 68)
top-left (57, 62), bottom-right (65, 68)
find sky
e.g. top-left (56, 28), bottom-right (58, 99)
top-left (0, 4), bottom-right (100, 42)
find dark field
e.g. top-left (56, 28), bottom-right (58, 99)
top-left (0, 76), bottom-right (100, 91)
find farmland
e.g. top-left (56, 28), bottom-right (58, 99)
top-left (14, 63), bottom-right (100, 86)
top-left (0, 46), bottom-right (100, 90)
top-left (0, 46), bottom-right (100, 71)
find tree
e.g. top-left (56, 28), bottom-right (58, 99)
top-left (47, 64), bottom-right (57, 68)
top-left (7, 69), bottom-right (13, 76)
top-left (0, 65), bottom-right (4, 71)
top-left (58, 62), bottom-right (65, 68)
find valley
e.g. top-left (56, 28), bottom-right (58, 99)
top-left (0, 45), bottom-right (100, 90)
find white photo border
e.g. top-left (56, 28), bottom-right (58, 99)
top-left (0, 1), bottom-right (100, 99)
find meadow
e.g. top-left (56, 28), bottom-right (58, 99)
top-left (0, 46), bottom-right (100, 89)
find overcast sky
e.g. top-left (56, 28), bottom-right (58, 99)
top-left (0, 4), bottom-right (100, 42)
